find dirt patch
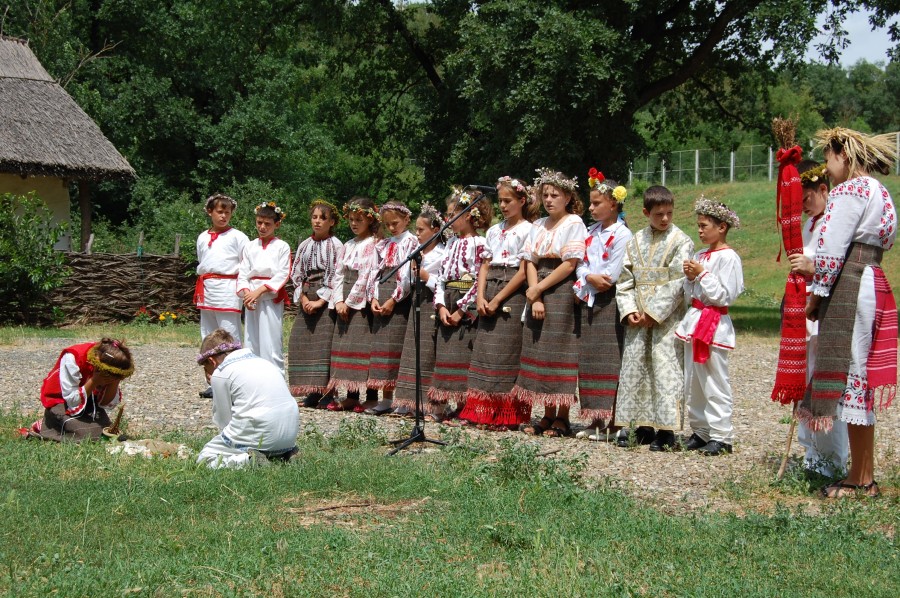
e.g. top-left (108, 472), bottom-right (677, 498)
top-left (277, 494), bottom-right (433, 529)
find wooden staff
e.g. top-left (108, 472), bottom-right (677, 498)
top-left (103, 402), bottom-right (125, 439)
top-left (776, 402), bottom-right (798, 481)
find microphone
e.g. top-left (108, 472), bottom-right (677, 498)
top-left (464, 184), bottom-right (497, 195)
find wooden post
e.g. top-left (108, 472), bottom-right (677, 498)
top-left (694, 149), bottom-right (700, 185)
top-left (173, 234), bottom-right (181, 256)
top-left (78, 180), bottom-right (91, 252)
top-left (85, 233), bottom-right (95, 255)
top-left (137, 231), bottom-right (144, 257)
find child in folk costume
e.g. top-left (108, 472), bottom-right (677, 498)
top-left (460, 176), bottom-right (537, 429)
top-left (513, 169), bottom-right (587, 438)
top-left (675, 197), bottom-right (744, 455)
top-left (787, 161), bottom-right (849, 476)
top-left (196, 329), bottom-right (299, 468)
top-left (194, 193), bottom-right (249, 398)
top-left (614, 186), bottom-right (694, 450)
top-left (803, 128), bottom-right (897, 499)
top-left (237, 202), bottom-right (292, 370)
top-left (26, 339), bottom-right (134, 442)
top-left (430, 189), bottom-right (493, 420)
top-left (573, 170), bottom-right (633, 440)
top-left (326, 197), bottom-right (380, 411)
top-left (288, 200), bottom-right (344, 407)
top-left (393, 204), bottom-right (446, 416)
top-left (365, 201), bottom-right (419, 415)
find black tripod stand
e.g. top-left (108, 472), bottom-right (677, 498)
top-left (384, 187), bottom-right (490, 455)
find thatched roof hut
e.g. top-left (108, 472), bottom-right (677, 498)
top-left (0, 35), bottom-right (135, 249)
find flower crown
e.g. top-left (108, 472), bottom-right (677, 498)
top-left (419, 202), bottom-right (443, 228)
top-left (206, 193), bottom-right (237, 210)
top-left (695, 195), bottom-right (741, 229)
top-left (310, 198), bottom-right (340, 221)
top-left (534, 168), bottom-right (578, 193)
top-left (379, 202), bottom-right (412, 217)
top-left (588, 167), bottom-right (628, 202)
top-left (496, 176), bottom-right (531, 200)
top-left (799, 164), bottom-right (827, 184)
top-left (343, 201), bottom-right (381, 221)
top-left (87, 345), bottom-right (134, 378)
top-left (451, 188), bottom-right (483, 225)
top-left (196, 341), bottom-right (243, 364)
top-left (255, 201), bottom-right (286, 220)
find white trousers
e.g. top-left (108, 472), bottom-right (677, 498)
top-left (200, 310), bottom-right (242, 340)
top-left (243, 297), bottom-right (284, 371)
top-left (684, 344), bottom-right (734, 444)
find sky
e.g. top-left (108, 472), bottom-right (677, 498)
top-left (807, 9), bottom-right (897, 66)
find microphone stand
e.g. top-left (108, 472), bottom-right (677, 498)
top-left (383, 187), bottom-right (492, 455)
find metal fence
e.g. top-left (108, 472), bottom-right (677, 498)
top-left (630, 133), bottom-right (900, 186)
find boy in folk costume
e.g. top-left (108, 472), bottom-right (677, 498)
top-left (787, 161), bottom-right (849, 476)
top-left (194, 193), bottom-right (249, 398)
top-left (27, 338), bottom-right (134, 442)
top-left (675, 197), bottom-right (744, 455)
top-left (196, 329), bottom-right (299, 468)
top-left (573, 169), bottom-right (633, 440)
top-left (288, 199), bottom-right (343, 407)
top-left (614, 185), bottom-right (694, 450)
top-left (237, 201), bottom-right (292, 370)
top-left (803, 128), bottom-right (897, 499)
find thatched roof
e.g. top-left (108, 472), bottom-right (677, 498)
top-left (0, 36), bottom-right (135, 181)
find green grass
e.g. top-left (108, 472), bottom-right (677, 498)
top-left (1, 415), bottom-right (896, 596)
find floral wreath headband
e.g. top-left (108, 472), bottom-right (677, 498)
top-left (452, 188), bottom-right (484, 223)
top-left (587, 167), bottom-right (627, 202)
top-left (87, 345), bottom-right (134, 379)
top-left (196, 341), bottom-right (243, 365)
top-left (496, 176), bottom-right (533, 203)
top-left (799, 164), bottom-right (827, 185)
top-left (205, 193), bottom-right (237, 210)
top-left (695, 195), bottom-right (741, 229)
top-left (310, 198), bottom-right (340, 221)
top-left (419, 202), bottom-right (443, 228)
top-left (255, 201), bottom-right (286, 221)
top-left (379, 202), bottom-right (412, 217)
top-left (343, 201), bottom-right (381, 221)
top-left (534, 168), bottom-right (578, 193)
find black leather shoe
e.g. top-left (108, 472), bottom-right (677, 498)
top-left (698, 440), bottom-right (733, 456)
top-left (199, 386), bottom-right (213, 398)
top-left (683, 433), bottom-right (707, 451)
top-left (616, 426), bottom-right (656, 447)
top-left (649, 429), bottom-right (676, 452)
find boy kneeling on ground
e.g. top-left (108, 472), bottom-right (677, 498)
top-left (196, 329), bottom-right (299, 468)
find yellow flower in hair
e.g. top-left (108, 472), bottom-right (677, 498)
top-left (613, 186), bottom-right (627, 202)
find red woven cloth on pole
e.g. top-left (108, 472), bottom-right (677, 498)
top-left (771, 145), bottom-right (807, 404)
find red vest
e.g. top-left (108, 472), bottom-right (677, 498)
top-left (40, 343), bottom-right (96, 409)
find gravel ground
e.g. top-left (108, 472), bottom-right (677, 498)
top-left (4, 336), bottom-right (898, 514)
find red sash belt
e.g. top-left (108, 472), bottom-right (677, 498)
top-left (690, 298), bottom-right (728, 364)
top-left (250, 276), bottom-right (290, 305)
top-left (194, 273), bottom-right (238, 305)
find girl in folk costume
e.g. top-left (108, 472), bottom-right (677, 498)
top-left (325, 197), bottom-right (381, 411)
top-left (26, 339), bottom-right (134, 442)
top-left (675, 197), bottom-right (744, 456)
top-left (288, 200), bottom-right (344, 408)
top-left (803, 128), bottom-right (898, 498)
top-left (196, 329), bottom-right (299, 468)
top-left (365, 201), bottom-right (419, 415)
top-left (573, 170), bottom-right (633, 440)
top-left (788, 161), bottom-right (849, 476)
top-left (459, 176), bottom-right (537, 429)
top-left (429, 189), bottom-right (493, 420)
top-left (513, 169), bottom-right (588, 438)
top-left (194, 193), bottom-right (249, 398)
top-left (237, 201), bottom-right (292, 370)
top-left (393, 204), bottom-right (446, 416)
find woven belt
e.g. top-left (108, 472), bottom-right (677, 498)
top-left (445, 279), bottom-right (474, 290)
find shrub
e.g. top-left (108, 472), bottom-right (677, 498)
top-left (0, 193), bottom-right (70, 324)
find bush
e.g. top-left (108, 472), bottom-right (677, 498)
top-left (0, 193), bottom-right (70, 324)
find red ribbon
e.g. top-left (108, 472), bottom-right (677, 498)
top-left (194, 273), bottom-right (238, 305)
top-left (690, 298), bottom-right (728, 364)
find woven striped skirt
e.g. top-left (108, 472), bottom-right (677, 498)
top-left (287, 270), bottom-right (336, 396)
top-left (326, 271), bottom-right (373, 394)
top-left (576, 287), bottom-right (624, 425)
top-left (461, 265), bottom-right (530, 425)
top-left (429, 286), bottom-right (476, 405)
top-left (368, 279), bottom-right (412, 390)
top-left (393, 287), bottom-right (437, 411)
top-left (512, 258), bottom-right (580, 407)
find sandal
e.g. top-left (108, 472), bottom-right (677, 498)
top-left (821, 480), bottom-right (880, 499)
top-left (424, 414), bottom-right (444, 423)
top-left (519, 416), bottom-right (553, 436)
top-left (543, 418), bottom-right (572, 438)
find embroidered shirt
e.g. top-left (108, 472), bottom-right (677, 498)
top-left (330, 236), bottom-right (378, 310)
top-left (574, 220), bottom-right (633, 306)
top-left (291, 235), bottom-right (343, 303)
top-left (237, 237), bottom-right (291, 298)
top-left (196, 227), bottom-right (249, 310)
top-left (674, 247), bottom-right (744, 350)
top-left (483, 219), bottom-right (533, 267)
top-left (523, 214), bottom-right (587, 262)
top-left (434, 235), bottom-right (488, 315)
top-left (369, 230), bottom-right (419, 302)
